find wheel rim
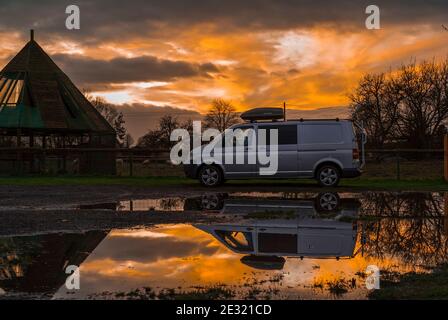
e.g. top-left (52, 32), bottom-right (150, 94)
top-left (319, 168), bottom-right (338, 186)
top-left (201, 194), bottom-right (219, 209)
top-left (319, 193), bottom-right (338, 210)
top-left (201, 167), bottom-right (219, 186)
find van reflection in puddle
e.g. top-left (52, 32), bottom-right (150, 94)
top-left (193, 192), bottom-right (360, 270)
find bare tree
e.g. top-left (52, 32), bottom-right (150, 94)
top-left (361, 192), bottom-right (448, 267)
top-left (349, 73), bottom-right (400, 147)
top-left (395, 60), bottom-right (448, 148)
top-left (83, 91), bottom-right (128, 146)
top-left (124, 133), bottom-right (134, 147)
top-left (137, 115), bottom-right (192, 149)
top-left (204, 99), bottom-right (240, 132)
top-left (349, 58), bottom-right (448, 149)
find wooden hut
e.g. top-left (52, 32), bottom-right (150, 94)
top-left (0, 31), bottom-right (117, 174)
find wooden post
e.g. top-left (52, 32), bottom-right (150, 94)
top-left (16, 129), bottom-right (22, 175)
top-left (29, 134), bottom-right (34, 173)
top-left (445, 134), bottom-right (448, 181)
top-left (62, 136), bottom-right (67, 174)
top-left (42, 135), bottom-right (46, 174)
top-left (444, 193), bottom-right (448, 236)
top-left (129, 152), bottom-right (133, 177)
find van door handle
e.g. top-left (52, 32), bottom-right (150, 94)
top-left (259, 228), bottom-right (266, 231)
top-left (246, 227), bottom-right (254, 231)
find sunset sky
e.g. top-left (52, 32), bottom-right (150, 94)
top-left (1, 1), bottom-right (448, 138)
top-left (54, 224), bottom-right (422, 299)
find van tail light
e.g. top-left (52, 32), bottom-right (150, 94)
top-left (353, 148), bottom-right (360, 160)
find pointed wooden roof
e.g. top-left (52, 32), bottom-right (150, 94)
top-left (0, 30), bottom-right (115, 134)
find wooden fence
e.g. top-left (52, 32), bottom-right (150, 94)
top-left (0, 147), bottom-right (445, 179)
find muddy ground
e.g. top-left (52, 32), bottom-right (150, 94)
top-left (0, 184), bottom-right (387, 236)
top-left (0, 185), bottom-right (258, 236)
top-left (0, 185), bottom-right (195, 208)
top-left (0, 184), bottom-right (342, 208)
top-left (0, 210), bottom-right (232, 236)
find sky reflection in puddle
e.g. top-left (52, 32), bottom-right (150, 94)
top-left (1, 191), bottom-right (448, 300)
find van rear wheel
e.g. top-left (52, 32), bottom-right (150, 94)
top-left (316, 165), bottom-right (340, 187)
top-left (198, 165), bottom-right (223, 187)
top-left (315, 192), bottom-right (341, 213)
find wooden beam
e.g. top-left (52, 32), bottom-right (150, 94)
top-left (445, 134), bottom-right (448, 181)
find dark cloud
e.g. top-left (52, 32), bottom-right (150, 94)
top-left (0, 1), bottom-right (447, 43)
top-left (52, 53), bottom-right (219, 85)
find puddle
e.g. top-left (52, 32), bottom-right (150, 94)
top-left (1, 191), bottom-right (448, 299)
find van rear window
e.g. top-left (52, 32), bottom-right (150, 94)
top-left (300, 124), bottom-right (343, 144)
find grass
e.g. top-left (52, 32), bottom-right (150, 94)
top-left (312, 277), bottom-right (356, 297)
top-left (97, 286), bottom-right (235, 300)
top-left (340, 177), bottom-right (448, 190)
top-left (369, 265), bottom-right (448, 300)
top-left (0, 175), bottom-right (447, 191)
top-left (1, 159), bottom-right (446, 190)
top-left (0, 175), bottom-right (190, 187)
top-left (158, 286), bottom-right (235, 300)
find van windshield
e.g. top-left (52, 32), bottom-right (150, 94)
top-left (215, 230), bottom-right (254, 253)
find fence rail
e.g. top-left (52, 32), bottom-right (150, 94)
top-left (0, 147), bottom-right (444, 179)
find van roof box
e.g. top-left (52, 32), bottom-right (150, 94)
top-left (241, 108), bottom-right (284, 122)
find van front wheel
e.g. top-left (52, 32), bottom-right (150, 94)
top-left (316, 165), bottom-right (340, 187)
top-left (198, 165), bottom-right (223, 187)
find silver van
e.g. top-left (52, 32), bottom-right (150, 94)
top-left (195, 220), bottom-right (358, 263)
top-left (184, 108), bottom-right (366, 187)
top-left (193, 193), bottom-right (360, 265)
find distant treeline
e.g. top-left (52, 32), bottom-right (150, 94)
top-left (137, 99), bottom-right (239, 149)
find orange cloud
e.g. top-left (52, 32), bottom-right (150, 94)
top-left (3, 12), bottom-right (448, 122)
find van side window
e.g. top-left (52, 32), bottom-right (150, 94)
top-left (227, 126), bottom-right (254, 147)
top-left (300, 124), bottom-right (343, 144)
top-left (258, 125), bottom-right (297, 145)
top-left (258, 233), bottom-right (298, 254)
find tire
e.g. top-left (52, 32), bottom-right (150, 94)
top-left (316, 164), bottom-right (340, 187)
top-left (198, 165), bottom-right (223, 187)
top-left (200, 194), bottom-right (225, 210)
top-left (315, 192), bottom-right (340, 213)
